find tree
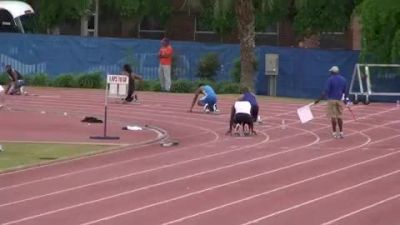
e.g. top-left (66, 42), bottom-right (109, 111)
top-left (35, 0), bottom-right (91, 33)
top-left (290, 0), bottom-right (356, 47)
top-left (101, 0), bottom-right (172, 25)
top-left (185, 0), bottom-right (281, 91)
top-left (359, 0), bottom-right (400, 63)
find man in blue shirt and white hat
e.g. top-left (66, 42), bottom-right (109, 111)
top-left (315, 66), bottom-right (348, 139)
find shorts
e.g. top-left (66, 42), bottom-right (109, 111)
top-left (199, 95), bottom-right (216, 107)
top-left (234, 113), bottom-right (253, 125)
top-left (327, 100), bottom-right (344, 119)
top-left (16, 80), bottom-right (25, 88)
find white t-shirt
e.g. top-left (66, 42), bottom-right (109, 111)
top-left (234, 101), bottom-right (251, 115)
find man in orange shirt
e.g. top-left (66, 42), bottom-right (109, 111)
top-left (158, 37), bottom-right (173, 92)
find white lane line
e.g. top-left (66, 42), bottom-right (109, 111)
top-left (0, 131), bottom-right (270, 207)
top-left (0, 104), bottom-right (348, 189)
top-left (0, 104), bottom-right (396, 207)
top-left (163, 149), bottom-right (399, 224)
top-left (0, 125), bottom-right (222, 188)
top-left (2, 117), bottom-right (394, 211)
top-left (83, 142), bottom-right (400, 225)
top-left (1, 109), bottom-right (323, 192)
top-left (241, 170), bottom-right (400, 225)
top-left (321, 194), bottom-right (400, 225)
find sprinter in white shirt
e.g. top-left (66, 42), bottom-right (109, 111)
top-left (226, 101), bottom-right (257, 136)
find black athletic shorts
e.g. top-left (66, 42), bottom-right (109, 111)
top-left (234, 113), bottom-right (253, 125)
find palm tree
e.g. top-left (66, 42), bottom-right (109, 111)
top-left (184, 0), bottom-right (262, 91)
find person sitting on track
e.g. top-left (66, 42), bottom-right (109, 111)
top-left (189, 83), bottom-right (218, 113)
top-left (238, 86), bottom-right (260, 123)
top-left (226, 101), bottom-right (257, 136)
top-left (5, 65), bottom-right (26, 95)
top-left (122, 64), bottom-right (143, 103)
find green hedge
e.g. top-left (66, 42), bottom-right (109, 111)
top-left (0, 73), bottom-right (8, 85)
top-left (3, 72), bottom-right (240, 94)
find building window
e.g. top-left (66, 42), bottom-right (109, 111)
top-left (255, 23), bottom-right (278, 35)
top-left (139, 16), bottom-right (165, 39)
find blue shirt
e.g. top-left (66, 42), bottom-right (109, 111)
top-left (324, 74), bottom-right (347, 100)
top-left (202, 85), bottom-right (216, 100)
top-left (241, 92), bottom-right (258, 106)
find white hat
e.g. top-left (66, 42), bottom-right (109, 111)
top-left (329, 66), bottom-right (339, 73)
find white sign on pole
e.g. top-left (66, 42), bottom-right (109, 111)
top-left (297, 103), bottom-right (314, 124)
top-left (107, 74), bottom-right (129, 98)
top-left (107, 75), bottom-right (129, 84)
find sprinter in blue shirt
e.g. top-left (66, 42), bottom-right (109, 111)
top-left (189, 83), bottom-right (218, 113)
top-left (315, 66), bottom-right (348, 139)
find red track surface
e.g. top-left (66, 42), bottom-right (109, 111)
top-left (0, 87), bottom-right (399, 225)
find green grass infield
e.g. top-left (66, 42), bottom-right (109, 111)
top-left (0, 142), bottom-right (118, 172)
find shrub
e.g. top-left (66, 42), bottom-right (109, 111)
top-left (53, 74), bottom-right (77, 87)
top-left (197, 52), bottom-right (220, 81)
top-left (76, 72), bottom-right (104, 89)
top-left (171, 79), bottom-right (193, 93)
top-left (230, 57), bottom-right (258, 83)
top-left (0, 73), bottom-right (8, 85)
top-left (136, 80), bottom-right (151, 91)
top-left (218, 81), bottom-right (241, 94)
top-left (27, 73), bottom-right (51, 86)
top-left (149, 80), bottom-right (162, 92)
top-left (231, 58), bottom-right (241, 83)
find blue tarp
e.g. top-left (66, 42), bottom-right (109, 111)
top-left (0, 33), bottom-right (359, 98)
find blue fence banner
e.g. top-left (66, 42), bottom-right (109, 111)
top-left (0, 33), bottom-right (359, 98)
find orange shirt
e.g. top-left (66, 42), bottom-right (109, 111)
top-left (159, 45), bottom-right (173, 65)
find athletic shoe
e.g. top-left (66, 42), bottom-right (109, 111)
top-left (256, 116), bottom-right (262, 124)
top-left (243, 124), bottom-right (250, 136)
top-left (332, 132), bottom-right (339, 139)
top-left (338, 132), bottom-right (344, 139)
top-left (213, 104), bottom-right (219, 112)
top-left (203, 103), bottom-right (209, 112)
top-left (234, 123), bottom-right (241, 136)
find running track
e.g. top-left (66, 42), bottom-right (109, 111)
top-left (0, 88), bottom-right (399, 225)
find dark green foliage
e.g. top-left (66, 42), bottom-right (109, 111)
top-left (149, 80), bottom-right (162, 92)
top-left (0, 73), bottom-right (8, 85)
top-left (36, 0), bottom-right (91, 30)
top-left (360, 0), bottom-right (400, 63)
top-left (2, 71), bottom-right (241, 94)
top-left (76, 72), bottom-right (104, 89)
top-left (230, 57), bottom-right (258, 83)
top-left (293, 0), bottom-right (355, 36)
top-left (217, 81), bottom-right (241, 94)
top-left (26, 73), bottom-right (52, 86)
top-left (231, 58), bottom-right (241, 83)
top-left (102, 0), bottom-right (172, 24)
top-left (136, 80), bottom-right (151, 91)
top-left (391, 30), bottom-right (400, 63)
top-left (254, 0), bottom-right (289, 32)
top-left (53, 74), bottom-right (77, 87)
top-left (171, 79), bottom-right (193, 93)
top-left (197, 52), bottom-right (221, 81)
top-left (197, 0), bottom-right (236, 36)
